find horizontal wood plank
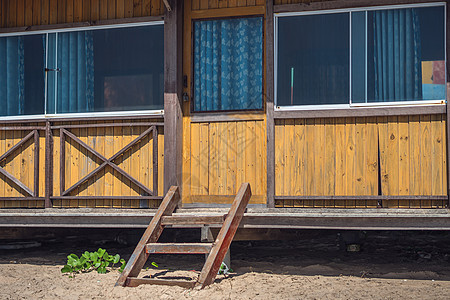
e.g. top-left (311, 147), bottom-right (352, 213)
top-left (125, 277), bottom-right (197, 288)
top-left (274, 0), bottom-right (440, 13)
top-left (161, 215), bottom-right (226, 225)
top-left (274, 105), bottom-right (446, 119)
top-left (146, 243), bottom-right (213, 254)
top-left (191, 5), bottom-right (264, 19)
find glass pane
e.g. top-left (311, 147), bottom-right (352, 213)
top-left (351, 11), bottom-right (367, 103)
top-left (0, 34), bottom-right (45, 116)
top-left (47, 33), bottom-right (57, 114)
top-left (55, 24), bottom-right (164, 114)
top-left (366, 6), bottom-right (445, 102)
top-left (277, 13), bottom-right (349, 106)
top-left (193, 17), bottom-right (263, 112)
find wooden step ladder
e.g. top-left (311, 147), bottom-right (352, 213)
top-left (115, 182), bottom-right (252, 289)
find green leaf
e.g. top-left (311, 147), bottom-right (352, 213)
top-left (113, 254), bottom-right (120, 264)
top-left (119, 259), bottom-right (125, 264)
top-left (67, 257), bottom-right (78, 268)
top-left (90, 252), bottom-right (99, 262)
top-left (104, 254), bottom-right (112, 262)
top-left (61, 265), bottom-right (72, 273)
top-left (119, 264), bottom-right (125, 273)
top-left (67, 253), bottom-right (79, 260)
top-left (151, 262), bottom-right (158, 268)
top-left (97, 248), bottom-right (106, 258)
top-left (82, 251), bottom-right (90, 259)
top-left (94, 262), bottom-right (101, 268)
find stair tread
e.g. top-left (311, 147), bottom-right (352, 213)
top-left (126, 277), bottom-right (196, 288)
top-left (161, 215), bottom-right (226, 225)
top-left (145, 243), bottom-right (213, 254)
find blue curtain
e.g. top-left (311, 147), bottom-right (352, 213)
top-left (57, 31), bottom-right (94, 113)
top-left (0, 37), bottom-right (25, 116)
top-left (194, 17), bottom-right (263, 111)
top-left (373, 8), bottom-right (422, 101)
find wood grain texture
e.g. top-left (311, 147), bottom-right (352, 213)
top-left (274, 115), bottom-right (448, 208)
top-left (185, 120), bottom-right (266, 205)
top-left (0, 0), bottom-right (164, 28)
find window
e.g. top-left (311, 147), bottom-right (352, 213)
top-left (0, 22), bottom-right (164, 118)
top-left (275, 4), bottom-right (446, 108)
top-left (193, 17), bottom-right (263, 112)
top-left (0, 34), bottom-right (46, 116)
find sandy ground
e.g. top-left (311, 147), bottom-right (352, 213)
top-left (1, 230), bottom-right (450, 299)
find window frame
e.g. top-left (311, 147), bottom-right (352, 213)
top-left (190, 14), bottom-right (265, 114)
top-left (0, 20), bottom-right (164, 121)
top-left (274, 2), bottom-right (447, 111)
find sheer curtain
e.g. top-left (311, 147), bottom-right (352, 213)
top-left (57, 31), bottom-right (95, 113)
top-left (0, 36), bottom-right (25, 116)
top-left (194, 17), bottom-right (263, 111)
top-left (373, 8), bottom-right (422, 101)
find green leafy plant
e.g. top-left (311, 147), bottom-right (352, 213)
top-left (145, 262), bottom-right (159, 271)
top-left (218, 262), bottom-right (233, 275)
top-left (61, 248), bottom-right (126, 277)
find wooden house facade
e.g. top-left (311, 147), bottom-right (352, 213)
top-left (0, 0), bottom-right (449, 228)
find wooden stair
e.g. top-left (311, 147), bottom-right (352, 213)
top-left (115, 182), bottom-right (252, 289)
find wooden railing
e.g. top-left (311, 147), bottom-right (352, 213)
top-left (0, 119), bottom-right (164, 209)
top-left (0, 125), bottom-right (44, 204)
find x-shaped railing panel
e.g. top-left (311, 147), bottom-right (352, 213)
top-left (0, 130), bottom-right (40, 197)
top-left (60, 126), bottom-right (158, 196)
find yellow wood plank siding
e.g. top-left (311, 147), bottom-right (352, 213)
top-left (274, 0), bottom-right (334, 5)
top-left (0, 0), bottom-right (164, 28)
top-left (182, 0), bottom-right (267, 206)
top-left (193, 0), bottom-right (263, 9)
top-left (0, 124), bottom-right (46, 208)
top-left (184, 120), bottom-right (267, 205)
top-left (274, 115), bottom-right (448, 206)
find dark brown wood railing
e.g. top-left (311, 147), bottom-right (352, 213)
top-left (0, 119), bottom-right (163, 209)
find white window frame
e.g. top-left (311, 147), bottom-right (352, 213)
top-left (274, 2), bottom-right (447, 111)
top-left (0, 21), bottom-right (164, 121)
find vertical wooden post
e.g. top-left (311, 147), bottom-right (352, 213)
top-left (164, 0), bottom-right (183, 195)
top-left (446, 1), bottom-right (450, 208)
top-left (266, 0), bottom-right (275, 208)
top-left (447, 85), bottom-right (450, 208)
top-left (33, 130), bottom-right (39, 197)
top-left (153, 126), bottom-right (158, 196)
top-left (60, 128), bottom-right (65, 196)
top-left (44, 120), bottom-right (53, 208)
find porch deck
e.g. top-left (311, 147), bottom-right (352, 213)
top-left (1, 208), bottom-right (449, 230)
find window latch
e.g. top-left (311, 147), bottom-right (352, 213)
top-left (45, 68), bottom-right (61, 72)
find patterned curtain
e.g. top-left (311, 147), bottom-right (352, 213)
top-left (373, 8), bottom-right (422, 101)
top-left (194, 17), bottom-right (263, 111)
top-left (0, 37), bottom-right (25, 116)
top-left (57, 31), bottom-right (95, 113)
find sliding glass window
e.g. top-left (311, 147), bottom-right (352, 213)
top-left (0, 22), bottom-right (164, 118)
top-left (0, 34), bottom-right (46, 117)
top-left (275, 4), bottom-right (446, 108)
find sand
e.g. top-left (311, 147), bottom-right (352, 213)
top-left (1, 230), bottom-right (450, 299)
